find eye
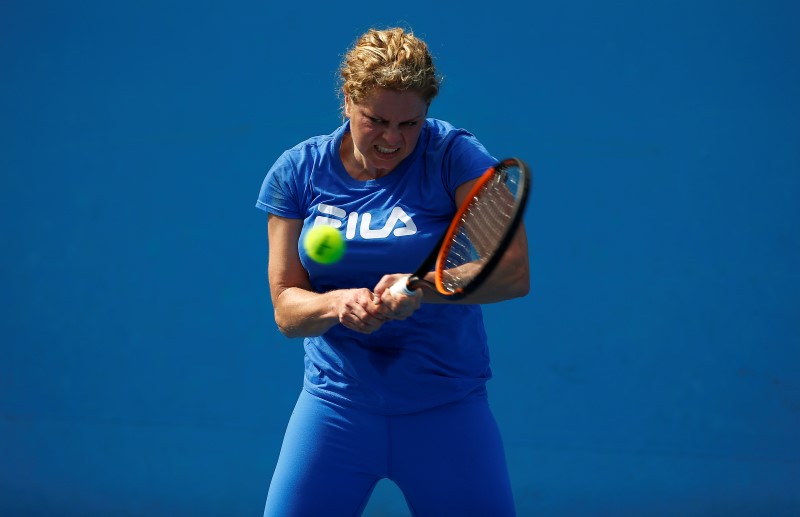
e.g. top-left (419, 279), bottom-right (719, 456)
top-left (402, 121), bottom-right (418, 127)
top-left (367, 116), bottom-right (384, 124)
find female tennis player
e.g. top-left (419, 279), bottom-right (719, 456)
top-left (256, 27), bottom-right (530, 516)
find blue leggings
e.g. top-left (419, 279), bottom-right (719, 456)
top-left (263, 389), bottom-right (515, 516)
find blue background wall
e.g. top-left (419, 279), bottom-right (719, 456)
top-left (2, 1), bottom-right (799, 515)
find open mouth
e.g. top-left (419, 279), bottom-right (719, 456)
top-left (375, 145), bottom-right (399, 155)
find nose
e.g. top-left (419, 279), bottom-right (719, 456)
top-left (383, 126), bottom-right (402, 146)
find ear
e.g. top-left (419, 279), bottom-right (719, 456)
top-left (341, 93), bottom-right (349, 117)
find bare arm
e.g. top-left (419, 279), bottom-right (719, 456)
top-left (267, 214), bottom-right (388, 338)
top-left (375, 177), bottom-right (530, 309)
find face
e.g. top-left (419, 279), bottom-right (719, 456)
top-left (344, 88), bottom-right (428, 178)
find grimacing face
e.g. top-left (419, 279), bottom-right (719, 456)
top-left (344, 88), bottom-right (428, 178)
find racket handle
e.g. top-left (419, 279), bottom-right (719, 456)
top-left (389, 276), bottom-right (416, 297)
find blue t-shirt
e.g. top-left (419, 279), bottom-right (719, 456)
top-left (256, 119), bottom-right (497, 414)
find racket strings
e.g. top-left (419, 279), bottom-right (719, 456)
top-left (440, 167), bottom-right (521, 293)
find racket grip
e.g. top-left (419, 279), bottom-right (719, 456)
top-left (389, 276), bottom-right (416, 297)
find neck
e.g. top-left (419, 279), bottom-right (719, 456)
top-left (340, 132), bottom-right (390, 180)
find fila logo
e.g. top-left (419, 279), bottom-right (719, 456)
top-left (313, 203), bottom-right (417, 240)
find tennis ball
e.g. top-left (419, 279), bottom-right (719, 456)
top-left (303, 225), bottom-right (346, 265)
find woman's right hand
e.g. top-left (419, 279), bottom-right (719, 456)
top-left (336, 288), bottom-right (389, 334)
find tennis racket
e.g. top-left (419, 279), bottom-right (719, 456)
top-left (389, 157), bottom-right (531, 300)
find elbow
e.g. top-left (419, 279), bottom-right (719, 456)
top-left (515, 280), bottom-right (530, 299)
top-left (509, 261), bottom-right (530, 299)
top-left (482, 256), bottom-right (529, 302)
top-left (512, 269), bottom-right (530, 298)
top-left (501, 237), bottom-right (530, 299)
top-left (274, 311), bottom-right (302, 339)
top-left (277, 325), bottom-right (302, 339)
top-left (274, 309), bottom-right (329, 339)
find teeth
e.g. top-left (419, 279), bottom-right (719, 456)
top-left (376, 145), bottom-right (399, 154)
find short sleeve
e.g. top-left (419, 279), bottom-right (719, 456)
top-left (255, 150), bottom-right (303, 218)
top-left (442, 132), bottom-right (496, 194)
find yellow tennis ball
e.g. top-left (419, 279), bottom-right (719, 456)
top-left (303, 225), bottom-right (346, 265)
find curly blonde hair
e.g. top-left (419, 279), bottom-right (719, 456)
top-left (339, 27), bottom-right (440, 110)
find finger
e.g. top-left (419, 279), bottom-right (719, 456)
top-left (341, 306), bottom-right (385, 334)
top-left (341, 315), bottom-right (379, 334)
top-left (372, 276), bottom-right (395, 296)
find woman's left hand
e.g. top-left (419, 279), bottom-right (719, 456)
top-left (373, 274), bottom-right (423, 320)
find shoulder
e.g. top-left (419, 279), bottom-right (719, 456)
top-left (280, 122), bottom-right (347, 166)
top-left (423, 118), bottom-right (462, 141)
top-left (421, 118), bottom-right (490, 156)
top-left (416, 119), bottom-right (495, 191)
top-left (421, 118), bottom-right (495, 166)
top-left (258, 123), bottom-right (347, 215)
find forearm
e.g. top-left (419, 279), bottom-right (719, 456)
top-left (419, 260), bottom-right (529, 304)
top-left (272, 287), bottom-right (343, 338)
top-left (461, 257), bottom-right (529, 303)
top-left (421, 226), bottom-right (530, 305)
